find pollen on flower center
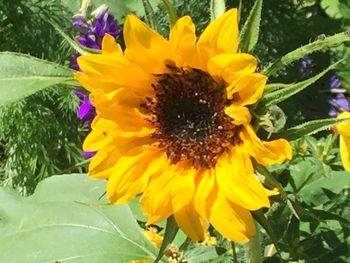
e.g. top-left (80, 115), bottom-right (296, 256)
top-left (142, 66), bottom-right (241, 168)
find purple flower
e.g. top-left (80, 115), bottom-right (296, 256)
top-left (70, 53), bottom-right (81, 71)
top-left (330, 75), bottom-right (341, 89)
top-left (328, 93), bottom-right (350, 116)
top-left (299, 56), bottom-right (314, 77)
top-left (83, 150), bottom-right (97, 159)
top-left (73, 90), bottom-right (96, 125)
top-left (71, 9), bottom-right (121, 53)
top-left (328, 75), bottom-right (350, 116)
top-left (72, 17), bottom-right (90, 34)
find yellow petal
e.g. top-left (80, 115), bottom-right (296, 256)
top-left (198, 9), bottom-right (239, 63)
top-left (174, 201), bottom-right (207, 241)
top-left (107, 148), bottom-right (167, 203)
top-left (242, 125), bottom-right (292, 166)
top-left (224, 105), bottom-right (252, 125)
top-left (77, 54), bottom-right (152, 93)
top-left (169, 16), bottom-right (203, 70)
top-left (124, 15), bottom-right (181, 73)
top-left (83, 122), bottom-right (115, 151)
top-left (170, 16), bottom-right (196, 53)
top-left (87, 137), bottom-right (153, 179)
top-left (335, 112), bottom-right (350, 137)
top-left (229, 73), bottom-right (267, 105)
top-left (340, 135), bottom-right (350, 171)
top-left (209, 190), bottom-right (255, 242)
top-left (193, 169), bottom-right (215, 219)
top-left (215, 147), bottom-right (270, 210)
top-left (141, 166), bottom-right (196, 223)
top-left (87, 146), bottom-right (119, 179)
top-left (101, 34), bottom-right (123, 56)
top-left (207, 53), bottom-right (256, 86)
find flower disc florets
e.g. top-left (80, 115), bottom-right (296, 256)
top-left (142, 66), bottom-right (240, 168)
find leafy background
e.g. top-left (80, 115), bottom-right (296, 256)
top-left (0, 0), bottom-right (349, 262)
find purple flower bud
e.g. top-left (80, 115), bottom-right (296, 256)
top-left (70, 53), bottom-right (81, 71)
top-left (83, 151), bottom-right (97, 159)
top-left (72, 17), bottom-right (90, 34)
top-left (299, 56), bottom-right (313, 77)
top-left (328, 93), bottom-right (350, 117)
top-left (330, 75), bottom-right (341, 89)
top-left (73, 90), bottom-right (96, 125)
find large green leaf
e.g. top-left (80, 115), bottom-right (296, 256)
top-left (0, 174), bottom-right (165, 263)
top-left (0, 52), bottom-right (73, 107)
top-left (299, 171), bottom-right (350, 205)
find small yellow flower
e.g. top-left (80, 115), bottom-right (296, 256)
top-left (143, 228), bottom-right (163, 248)
top-left (334, 112), bottom-right (350, 170)
top-left (75, 9), bottom-right (292, 242)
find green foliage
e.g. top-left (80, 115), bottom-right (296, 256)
top-left (239, 0), bottom-right (263, 53)
top-left (0, 174), bottom-right (165, 263)
top-left (258, 60), bottom-right (341, 113)
top-left (0, 0), bottom-right (85, 194)
top-left (0, 52), bottom-right (72, 107)
top-left (270, 118), bottom-right (349, 141)
top-left (155, 216), bottom-right (179, 263)
top-left (210, 0), bottom-right (226, 21)
top-left (262, 32), bottom-right (350, 77)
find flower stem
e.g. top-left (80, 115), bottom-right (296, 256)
top-left (231, 241), bottom-right (238, 263)
top-left (245, 225), bottom-right (263, 263)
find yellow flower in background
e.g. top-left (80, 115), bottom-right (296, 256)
top-left (75, 9), bottom-right (292, 242)
top-left (143, 228), bottom-right (163, 248)
top-left (334, 112), bottom-right (350, 171)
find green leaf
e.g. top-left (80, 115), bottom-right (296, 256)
top-left (252, 210), bottom-right (280, 251)
top-left (184, 246), bottom-right (220, 262)
top-left (239, 0), bottom-right (263, 52)
top-left (299, 171), bottom-right (350, 205)
top-left (321, 0), bottom-right (342, 19)
top-left (210, 0), bottom-right (226, 21)
top-left (0, 174), bottom-right (165, 263)
top-left (154, 216), bottom-right (179, 263)
top-left (262, 32), bottom-right (350, 76)
top-left (0, 52), bottom-right (72, 107)
top-left (270, 117), bottom-right (350, 141)
top-left (258, 60), bottom-right (342, 112)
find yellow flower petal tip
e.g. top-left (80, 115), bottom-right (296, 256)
top-left (75, 9), bottom-right (292, 243)
top-left (335, 112), bottom-right (350, 171)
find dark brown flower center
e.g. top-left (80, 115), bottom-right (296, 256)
top-left (142, 66), bottom-right (241, 168)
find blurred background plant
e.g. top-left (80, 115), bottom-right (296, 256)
top-left (0, 0), bottom-right (84, 195)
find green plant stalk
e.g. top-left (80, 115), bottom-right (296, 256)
top-left (245, 223), bottom-right (262, 263)
top-left (322, 133), bottom-right (339, 163)
top-left (231, 241), bottom-right (238, 263)
top-left (161, 0), bottom-right (178, 28)
top-left (263, 32), bottom-right (350, 76)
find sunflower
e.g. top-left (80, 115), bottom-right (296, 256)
top-left (334, 112), bottom-right (350, 171)
top-left (75, 9), bottom-right (292, 242)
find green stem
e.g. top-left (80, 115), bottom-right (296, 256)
top-left (231, 241), bottom-right (238, 263)
top-left (245, 224), bottom-right (263, 263)
top-left (161, 0), bottom-right (178, 28)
